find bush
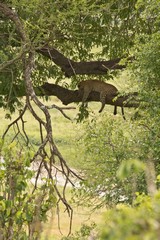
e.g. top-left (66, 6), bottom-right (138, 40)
top-left (100, 192), bottom-right (160, 240)
top-left (0, 141), bottom-right (56, 239)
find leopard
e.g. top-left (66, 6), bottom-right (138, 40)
top-left (78, 79), bottom-right (126, 119)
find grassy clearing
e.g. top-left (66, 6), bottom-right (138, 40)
top-left (40, 186), bottom-right (105, 240)
top-left (0, 95), bottom-right (129, 167)
top-left (41, 195), bottom-right (104, 240)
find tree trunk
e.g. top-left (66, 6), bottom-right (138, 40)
top-left (145, 157), bottom-right (157, 196)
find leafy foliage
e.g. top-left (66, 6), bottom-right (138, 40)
top-left (0, 141), bottom-right (56, 239)
top-left (0, 0), bottom-right (154, 112)
top-left (100, 191), bottom-right (160, 240)
top-left (72, 0), bottom-right (160, 210)
top-left (131, 31), bottom-right (160, 168)
top-left (73, 115), bottom-right (148, 207)
top-left (62, 222), bottom-right (96, 240)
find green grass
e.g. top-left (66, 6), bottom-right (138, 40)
top-left (0, 94), bottom-right (132, 167)
top-left (0, 97), bottom-right (79, 166)
top-left (41, 191), bottom-right (104, 240)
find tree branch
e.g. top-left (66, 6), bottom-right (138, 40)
top-left (37, 46), bottom-right (131, 77)
top-left (39, 82), bottom-right (139, 109)
top-left (0, 81), bottom-right (139, 109)
top-left (0, 3), bottom-right (27, 42)
top-left (0, 3), bottom-right (82, 229)
top-left (0, 49), bottom-right (26, 71)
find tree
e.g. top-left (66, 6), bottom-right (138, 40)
top-left (0, 0), bottom-right (158, 104)
top-left (100, 192), bottom-right (160, 240)
top-left (0, 142), bottom-right (57, 239)
top-left (0, 0), bottom-right (160, 238)
top-left (70, 0), bottom-right (160, 210)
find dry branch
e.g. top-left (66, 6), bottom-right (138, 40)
top-left (1, 3), bottom-right (80, 232)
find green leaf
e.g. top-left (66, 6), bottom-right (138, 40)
top-left (117, 159), bottom-right (145, 179)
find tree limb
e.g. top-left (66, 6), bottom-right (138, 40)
top-left (0, 3), bottom-right (27, 42)
top-left (0, 81), bottom-right (139, 109)
top-left (37, 46), bottom-right (131, 77)
top-left (0, 49), bottom-right (26, 71)
top-left (0, 3), bottom-right (81, 228)
top-left (38, 82), bottom-right (139, 108)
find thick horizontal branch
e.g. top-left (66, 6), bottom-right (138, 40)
top-left (38, 83), bottom-right (139, 108)
top-left (0, 82), bottom-right (139, 108)
top-left (37, 46), bottom-right (130, 77)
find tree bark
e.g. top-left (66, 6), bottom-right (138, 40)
top-left (145, 157), bottom-right (157, 196)
top-left (37, 46), bottom-right (132, 77)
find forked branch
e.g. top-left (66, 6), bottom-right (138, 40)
top-left (1, 3), bottom-right (83, 236)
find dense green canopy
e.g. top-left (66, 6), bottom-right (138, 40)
top-left (0, 0), bottom-right (156, 111)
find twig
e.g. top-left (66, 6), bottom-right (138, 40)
top-left (31, 137), bottom-right (48, 162)
top-left (0, 48), bottom-right (27, 71)
top-left (20, 113), bottom-right (29, 145)
top-left (2, 105), bottom-right (27, 139)
top-left (68, 59), bottom-right (76, 76)
top-left (46, 104), bottom-right (75, 120)
top-left (32, 159), bottom-right (44, 194)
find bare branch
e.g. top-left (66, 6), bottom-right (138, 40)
top-left (1, 4), bottom-right (83, 235)
top-left (2, 105), bottom-right (27, 139)
top-left (45, 103), bottom-right (75, 120)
